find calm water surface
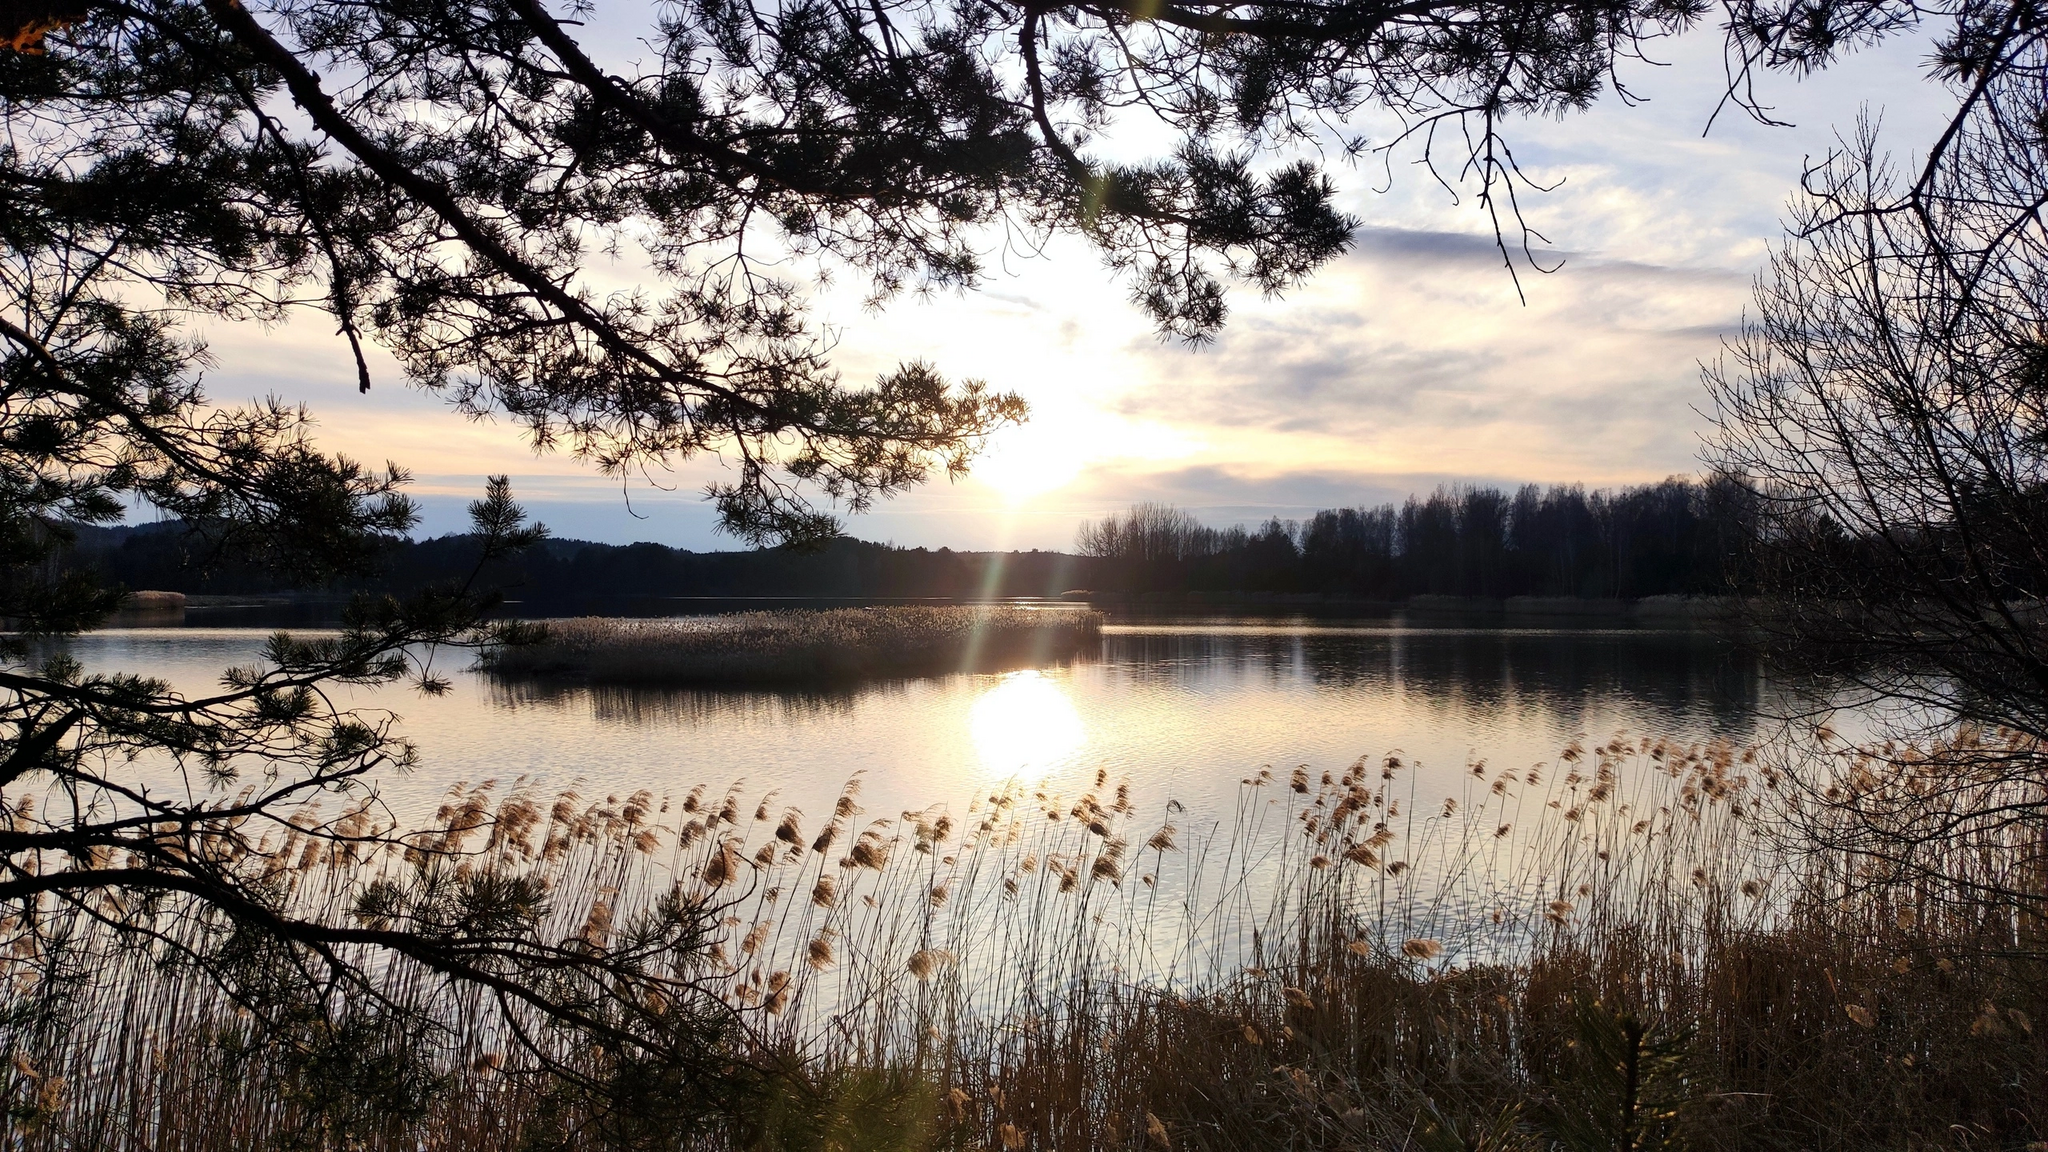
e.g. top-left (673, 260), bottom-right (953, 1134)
top-left (61, 610), bottom-right (1774, 828)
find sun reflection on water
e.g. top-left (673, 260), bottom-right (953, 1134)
top-left (969, 670), bottom-right (1085, 776)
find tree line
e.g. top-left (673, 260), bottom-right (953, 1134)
top-left (68, 522), bottom-right (1093, 603)
top-left (74, 475), bottom-right (1755, 605)
top-left (1076, 477), bottom-right (1758, 599)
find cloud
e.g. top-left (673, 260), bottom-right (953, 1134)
top-left (1103, 238), bottom-right (1749, 487)
top-left (159, 25), bottom-right (1953, 554)
top-left (1064, 464), bottom-right (1533, 521)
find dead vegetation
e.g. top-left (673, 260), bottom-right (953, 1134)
top-left (7, 732), bottom-right (2047, 1150)
top-left (478, 607), bottom-right (1104, 685)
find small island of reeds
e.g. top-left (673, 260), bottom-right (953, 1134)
top-left (479, 605), bottom-right (1104, 685)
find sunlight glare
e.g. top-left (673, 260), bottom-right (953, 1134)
top-left (970, 424), bottom-right (1086, 504)
top-left (969, 670), bottom-right (1086, 776)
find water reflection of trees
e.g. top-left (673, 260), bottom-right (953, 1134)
top-left (1102, 629), bottom-right (1765, 735)
top-left (484, 676), bottom-right (904, 727)
top-left (479, 626), bottom-right (1769, 741)
top-left (482, 648), bottom-right (1103, 727)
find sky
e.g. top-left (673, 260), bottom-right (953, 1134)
top-left (193, 12), bottom-right (1953, 553)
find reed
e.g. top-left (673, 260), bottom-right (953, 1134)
top-left (7, 733), bottom-right (2046, 1150)
top-left (478, 607), bottom-right (1105, 685)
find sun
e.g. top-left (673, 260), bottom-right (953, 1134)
top-left (969, 670), bottom-right (1086, 777)
top-left (970, 424), bottom-right (1086, 503)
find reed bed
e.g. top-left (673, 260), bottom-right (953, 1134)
top-left (478, 607), bottom-right (1105, 685)
top-left (8, 734), bottom-right (2048, 1150)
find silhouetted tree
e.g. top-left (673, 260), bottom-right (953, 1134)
top-left (1708, 93), bottom-right (2048, 746)
top-left (0, 0), bottom-right (2019, 551)
top-left (2, 476), bottom-right (775, 1142)
top-left (1706, 72), bottom-right (2048, 910)
top-left (1076, 480), bottom-right (1753, 598)
top-left (1301, 506), bottom-right (1399, 595)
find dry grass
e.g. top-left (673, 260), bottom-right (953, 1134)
top-left (478, 607), bottom-right (1104, 685)
top-left (8, 733), bottom-right (2048, 1150)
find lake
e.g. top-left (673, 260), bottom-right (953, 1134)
top-left (61, 608), bottom-right (1776, 834)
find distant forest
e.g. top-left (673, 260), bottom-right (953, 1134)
top-left (1077, 477), bottom-right (1755, 599)
top-left (67, 523), bottom-right (1092, 603)
top-left (71, 477), bottom-right (1752, 604)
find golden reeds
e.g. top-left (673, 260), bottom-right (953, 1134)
top-left (9, 731), bottom-right (2048, 1150)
